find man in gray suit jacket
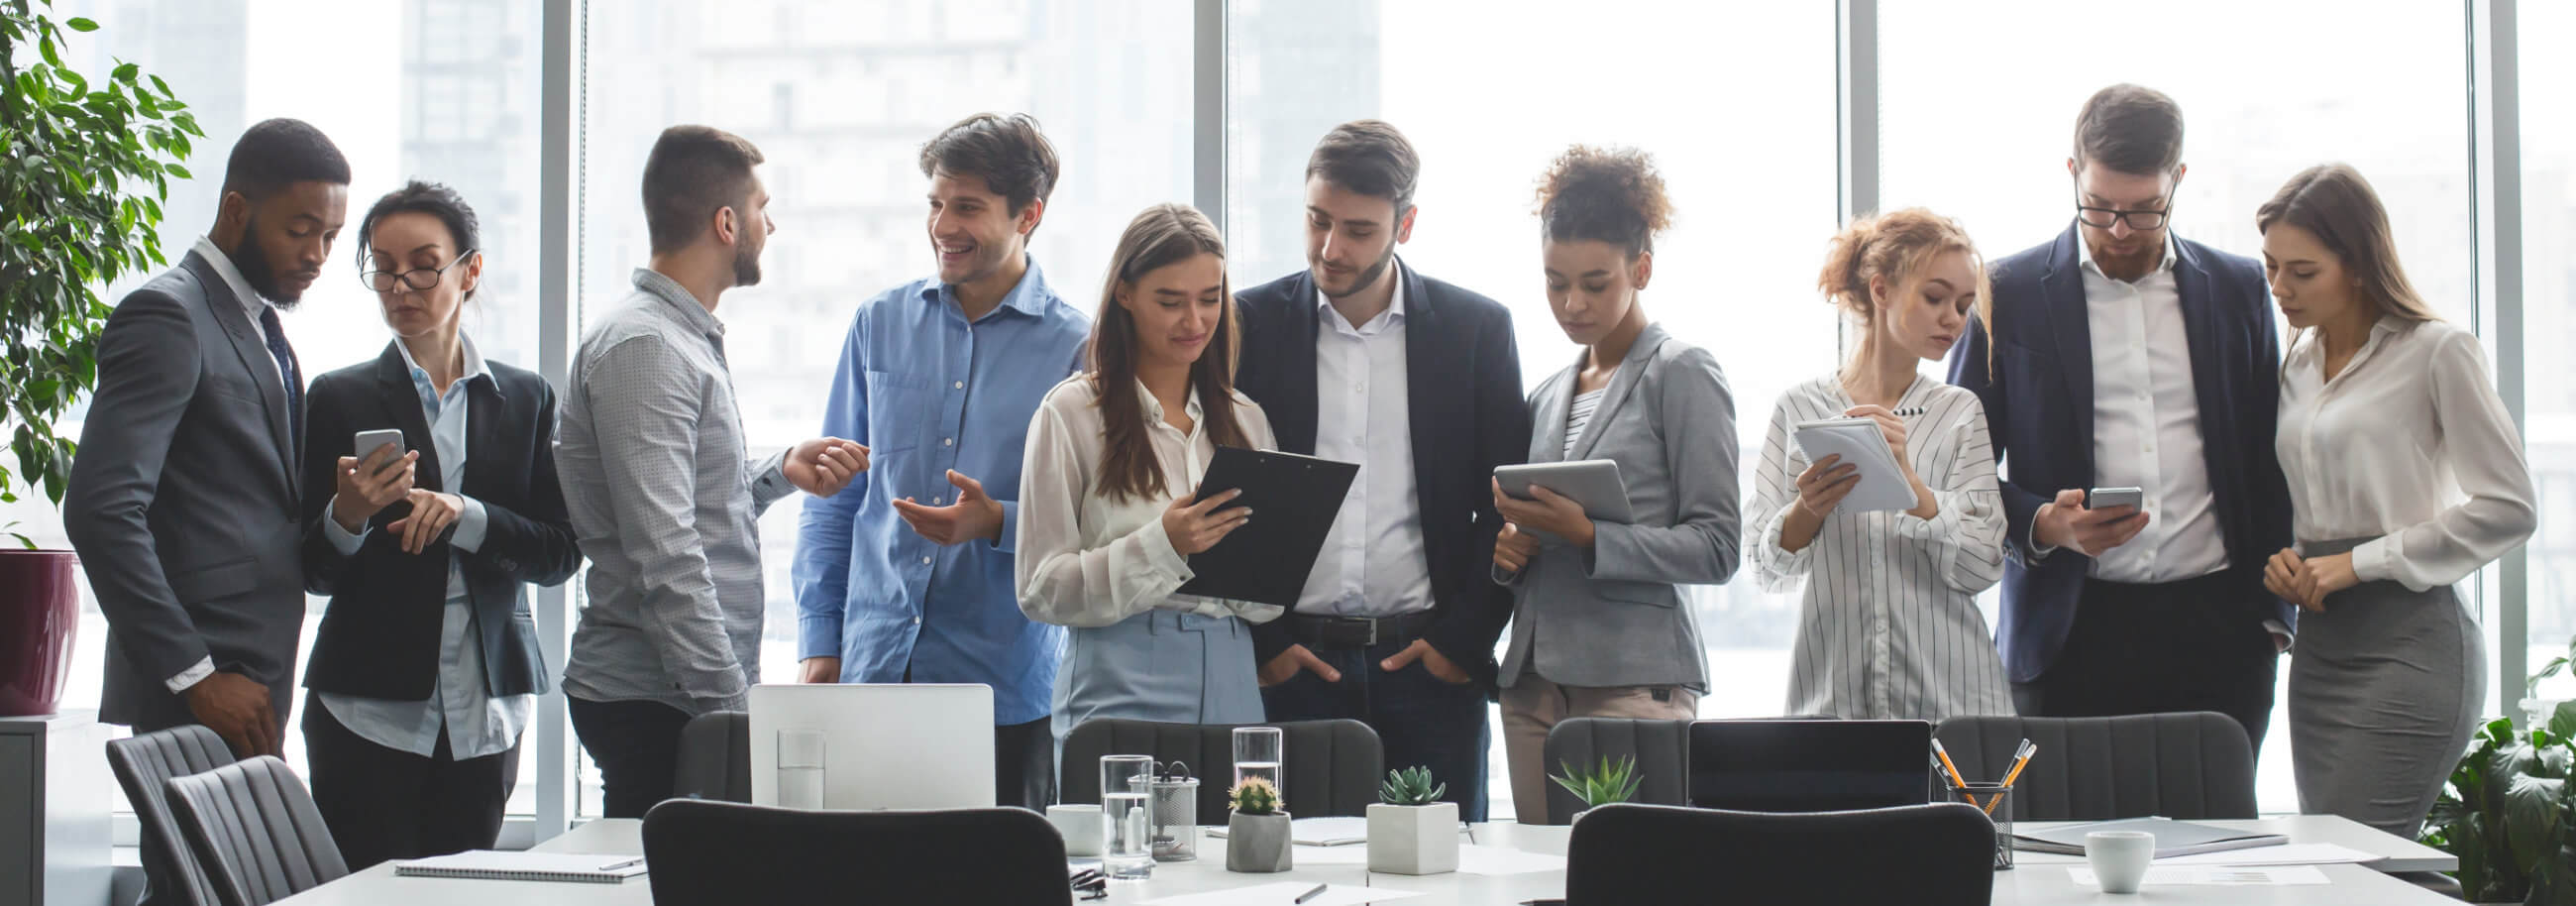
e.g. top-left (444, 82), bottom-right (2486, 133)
top-left (65, 119), bottom-right (364, 761)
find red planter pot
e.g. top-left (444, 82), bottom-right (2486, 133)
top-left (0, 549), bottom-right (81, 717)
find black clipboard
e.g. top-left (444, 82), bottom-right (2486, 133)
top-left (1174, 446), bottom-right (1359, 608)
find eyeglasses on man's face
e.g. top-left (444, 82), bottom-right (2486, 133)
top-left (2075, 203), bottom-right (2169, 231)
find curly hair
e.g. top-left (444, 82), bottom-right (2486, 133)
top-left (1534, 145), bottom-right (1671, 258)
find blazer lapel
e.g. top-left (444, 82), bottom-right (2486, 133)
top-left (184, 252), bottom-right (298, 496)
top-left (2169, 240), bottom-right (2239, 494)
top-left (1396, 262), bottom-right (1447, 490)
top-left (1568, 322), bottom-right (1668, 462)
top-left (374, 344), bottom-right (442, 494)
top-left (2041, 225), bottom-right (2095, 476)
top-left (462, 371), bottom-right (510, 500)
top-left (1282, 272), bottom-right (1323, 455)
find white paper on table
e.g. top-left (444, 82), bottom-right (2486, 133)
top-left (2153, 843), bottom-right (2378, 866)
top-left (2068, 865), bottom-right (2332, 886)
top-left (1206, 817), bottom-right (1374, 847)
top-left (1136, 881), bottom-right (1425, 905)
top-left (1454, 845), bottom-right (1567, 876)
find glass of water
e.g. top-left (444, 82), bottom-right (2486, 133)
top-left (1100, 754), bottom-right (1156, 880)
top-left (1232, 727), bottom-right (1283, 801)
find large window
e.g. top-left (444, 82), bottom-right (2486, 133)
top-left (2521, 0), bottom-right (2574, 712)
top-left (1230, 0), bottom-right (1841, 820)
top-left (1880, 0), bottom-right (2476, 813)
top-left (573, 0), bottom-right (1193, 817)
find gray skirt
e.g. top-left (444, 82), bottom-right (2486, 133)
top-left (2287, 536), bottom-right (2485, 839)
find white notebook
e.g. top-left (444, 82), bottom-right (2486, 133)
top-left (391, 851), bottom-right (648, 883)
top-left (1205, 816), bottom-right (1371, 847)
top-left (1789, 417), bottom-right (1920, 512)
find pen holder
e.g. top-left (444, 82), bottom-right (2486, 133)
top-left (1947, 781), bottom-right (2012, 869)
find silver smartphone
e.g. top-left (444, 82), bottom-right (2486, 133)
top-left (353, 428), bottom-right (406, 468)
top-left (2087, 486), bottom-right (2144, 510)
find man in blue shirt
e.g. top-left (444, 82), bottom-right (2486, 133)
top-left (793, 113), bottom-right (1088, 809)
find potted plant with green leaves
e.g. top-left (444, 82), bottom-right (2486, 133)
top-left (1225, 776), bottom-right (1292, 873)
top-left (2520, 633), bottom-right (2576, 732)
top-left (2422, 635), bottom-right (2576, 906)
top-left (0, 0), bottom-right (203, 716)
top-left (1368, 765), bottom-right (1457, 875)
top-left (1550, 754), bottom-right (1644, 824)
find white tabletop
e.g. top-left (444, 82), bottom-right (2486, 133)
top-left (272, 814), bottom-right (2459, 905)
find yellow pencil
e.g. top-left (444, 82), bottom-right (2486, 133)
top-left (1932, 739), bottom-right (1976, 808)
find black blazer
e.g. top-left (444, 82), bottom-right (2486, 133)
top-left (1232, 261), bottom-right (1531, 687)
top-left (297, 342), bottom-right (581, 701)
top-left (1948, 224), bottom-right (2296, 683)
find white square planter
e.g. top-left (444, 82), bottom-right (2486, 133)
top-left (1366, 802), bottom-right (1459, 875)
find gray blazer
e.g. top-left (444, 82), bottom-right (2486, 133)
top-left (1496, 323), bottom-right (1740, 691)
top-left (64, 250), bottom-right (306, 730)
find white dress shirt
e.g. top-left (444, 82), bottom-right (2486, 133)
top-left (1017, 376), bottom-right (1285, 628)
top-left (1749, 376), bottom-right (2012, 721)
top-left (164, 236), bottom-right (289, 694)
top-left (1296, 281), bottom-right (1433, 618)
top-left (2278, 317), bottom-right (2534, 591)
top-left (2071, 235), bottom-right (2229, 583)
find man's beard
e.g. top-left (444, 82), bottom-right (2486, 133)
top-left (228, 219), bottom-right (301, 309)
top-left (1317, 241), bottom-right (1397, 300)
top-left (732, 237), bottom-right (762, 287)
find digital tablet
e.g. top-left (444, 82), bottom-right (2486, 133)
top-left (1493, 460), bottom-right (1634, 524)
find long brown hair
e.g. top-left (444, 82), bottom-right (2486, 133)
top-left (2256, 164), bottom-right (2440, 332)
top-left (1088, 203), bottom-right (1247, 503)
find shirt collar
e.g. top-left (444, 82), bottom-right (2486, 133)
top-left (1312, 260), bottom-right (1408, 330)
top-left (193, 236), bottom-right (271, 322)
top-left (393, 332), bottom-right (494, 394)
top-left (2075, 231), bottom-right (2180, 282)
top-left (1132, 378), bottom-right (1204, 424)
top-left (631, 268), bottom-right (724, 337)
top-left (922, 255), bottom-right (1057, 320)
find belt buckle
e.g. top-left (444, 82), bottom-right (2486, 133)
top-left (1357, 617), bottom-right (1379, 647)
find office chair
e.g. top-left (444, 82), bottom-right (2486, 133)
top-left (1538, 715), bottom-right (1839, 825)
top-left (1933, 712), bottom-right (2257, 821)
top-left (1058, 719), bottom-right (1381, 825)
top-left (106, 725), bottom-right (238, 906)
top-left (161, 756), bottom-right (349, 906)
top-left (642, 798), bottom-right (1070, 905)
top-left (1565, 802), bottom-right (1995, 906)
top-left (673, 710), bottom-right (752, 803)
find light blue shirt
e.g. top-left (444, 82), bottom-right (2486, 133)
top-left (793, 258), bottom-right (1089, 726)
top-left (318, 335), bottom-right (523, 759)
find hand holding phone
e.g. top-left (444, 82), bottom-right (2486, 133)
top-left (2085, 486), bottom-right (2144, 510)
top-left (331, 429), bottom-right (416, 533)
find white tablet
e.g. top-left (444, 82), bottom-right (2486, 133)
top-left (1494, 460), bottom-right (1635, 524)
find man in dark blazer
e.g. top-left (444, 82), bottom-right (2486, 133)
top-left (1234, 120), bottom-right (1530, 821)
top-left (64, 118), bottom-right (357, 904)
top-left (67, 118), bottom-right (360, 750)
top-left (1948, 85), bottom-right (2295, 752)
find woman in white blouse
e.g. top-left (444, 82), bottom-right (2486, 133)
top-left (1747, 208), bottom-right (2012, 722)
top-left (1017, 203), bottom-right (1280, 746)
top-left (2257, 164), bottom-right (2534, 838)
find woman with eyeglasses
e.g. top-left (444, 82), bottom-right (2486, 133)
top-left (296, 180), bottom-right (582, 868)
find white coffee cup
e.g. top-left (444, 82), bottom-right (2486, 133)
top-left (2085, 831), bottom-right (2155, 894)
top-left (1048, 804), bottom-right (1104, 857)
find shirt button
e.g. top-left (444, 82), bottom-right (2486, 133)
top-left (932, 496), bottom-right (945, 505)
top-left (912, 617), bottom-right (922, 625)
top-left (943, 438), bottom-right (954, 446)
top-left (953, 381), bottom-right (965, 390)
top-left (921, 556), bottom-right (933, 565)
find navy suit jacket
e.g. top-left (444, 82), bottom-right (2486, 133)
top-left (1232, 262), bottom-right (1531, 688)
top-left (1947, 223), bottom-right (2296, 684)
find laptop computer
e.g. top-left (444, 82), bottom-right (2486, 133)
top-left (747, 683), bottom-right (996, 810)
top-left (1686, 719), bottom-right (1933, 812)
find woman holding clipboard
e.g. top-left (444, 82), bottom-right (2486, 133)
top-left (1016, 203), bottom-right (1282, 746)
top-left (1745, 209), bottom-right (2012, 724)
top-left (1488, 147), bottom-right (1741, 823)
top-left (2258, 166), bottom-right (2532, 838)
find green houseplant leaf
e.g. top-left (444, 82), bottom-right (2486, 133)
top-left (0, 0), bottom-right (204, 538)
top-left (2423, 640), bottom-right (2576, 904)
top-left (1548, 755), bottom-right (1644, 810)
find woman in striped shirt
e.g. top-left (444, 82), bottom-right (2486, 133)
top-left (1747, 209), bottom-right (2012, 723)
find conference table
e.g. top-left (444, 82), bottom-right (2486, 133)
top-left (274, 813), bottom-right (2460, 905)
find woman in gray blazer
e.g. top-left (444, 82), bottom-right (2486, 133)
top-left (1490, 146), bottom-right (1741, 823)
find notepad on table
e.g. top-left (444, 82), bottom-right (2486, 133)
top-left (1205, 816), bottom-right (1371, 847)
top-left (1789, 417), bottom-right (1919, 512)
top-left (391, 851), bottom-right (648, 883)
top-left (2013, 817), bottom-right (2287, 858)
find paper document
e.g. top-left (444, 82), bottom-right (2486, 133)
top-left (1789, 417), bottom-right (1920, 511)
top-left (1208, 816), bottom-right (1372, 847)
top-left (390, 851), bottom-right (647, 883)
top-left (2155, 843), bottom-right (2378, 866)
top-left (1138, 881), bottom-right (1424, 905)
top-left (1454, 844), bottom-right (1566, 876)
top-left (2070, 865), bottom-right (2331, 886)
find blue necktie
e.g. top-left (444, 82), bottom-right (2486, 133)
top-left (257, 305), bottom-right (303, 452)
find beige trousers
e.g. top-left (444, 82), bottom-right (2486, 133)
top-left (1500, 675), bottom-right (1698, 824)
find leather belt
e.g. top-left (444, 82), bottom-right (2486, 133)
top-left (1285, 611), bottom-right (1437, 650)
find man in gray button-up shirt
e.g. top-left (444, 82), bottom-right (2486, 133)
top-left (557, 126), bottom-right (866, 818)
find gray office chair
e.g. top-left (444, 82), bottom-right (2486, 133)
top-left (161, 756), bottom-right (349, 906)
top-left (1537, 716), bottom-right (1839, 825)
top-left (1059, 719), bottom-right (1381, 825)
top-left (1565, 802), bottom-right (1995, 905)
top-left (106, 725), bottom-right (237, 906)
top-left (673, 710), bottom-right (752, 803)
top-left (642, 799), bottom-right (1070, 904)
top-left (1932, 712), bottom-right (2257, 821)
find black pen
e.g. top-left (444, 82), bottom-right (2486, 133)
top-left (1295, 882), bottom-right (1329, 903)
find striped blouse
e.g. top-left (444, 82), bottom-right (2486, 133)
top-left (1747, 375), bottom-right (2012, 723)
